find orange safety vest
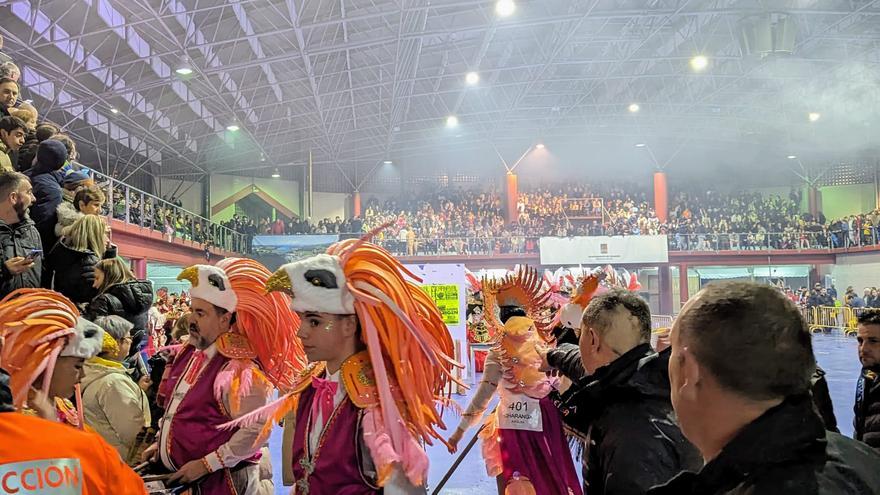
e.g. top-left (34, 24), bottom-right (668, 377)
top-left (0, 412), bottom-right (147, 494)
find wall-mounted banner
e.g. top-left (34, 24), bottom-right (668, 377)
top-left (539, 235), bottom-right (669, 265)
top-left (252, 235), bottom-right (339, 260)
top-left (421, 284), bottom-right (461, 325)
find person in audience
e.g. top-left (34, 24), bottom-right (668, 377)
top-left (85, 257), bottom-right (154, 353)
top-left (26, 139), bottom-right (68, 278)
top-left (56, 180), bottom-right (104, 237)
top-left (8, 101), bottom-right (36, 131)
top-left (0, 77), bottom-right (18, 118)
top-left (0, 288), bottom-right (148, 494)
top-left (82, 315), bottom-right (151, 464)
top-left (48, 214), bottom-right (115, 305)
top-left (650, 282), bottom-right (880, 494)
top-left (0, 170), bottom-right (41, 298)
top-left (546, 289), bottom-right (701, 494)
top-left (0, 62), bottom-right (20, 82)
top-left (0, 115), bottom-right (26, 172)
top-left (15, 122), bottom-right (58, 173)
top-left (855, 310), bottom-right (880, 450)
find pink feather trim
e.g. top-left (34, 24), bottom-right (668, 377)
top-left (362, 408), bottom-right (429, 487)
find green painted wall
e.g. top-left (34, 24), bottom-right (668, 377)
top-left (210, 175), bottom-right (302, 223)
top-left (820, 183), bottom-right (876, 219)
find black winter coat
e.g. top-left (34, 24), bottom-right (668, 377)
top-left (811, 367), bottom-right (838, 433)
top-left (854, 367), bottom-right (880, 450)
top-left (0, 216), bottom-right (42, 298)
top-left (649, 395), bottom-right (880, 495)
top-left (84, 280), bottom-right (154, 339)
top-left (46, 241), bottom-right (115, 304)
top-left (25, 161), bottom-right (64, 257)
top-left (553, 343), bottom-right (702, 495)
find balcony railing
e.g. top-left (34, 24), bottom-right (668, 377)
top-left (666, 230), bottom-right (880, 252)
top-left (87, 170), bottom-right (250, 254)
top-left (372, 236), bottom-right (541, 257)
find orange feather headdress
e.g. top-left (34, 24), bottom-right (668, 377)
top-left (481, 265), bottom-right (554, 341)
top-left (0, 289), bottom-right (80, 409)
top-left (254, 236), bottom-right (461, 486)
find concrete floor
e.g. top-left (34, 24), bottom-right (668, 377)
top-left (267, 332), bottom-right (861, 493)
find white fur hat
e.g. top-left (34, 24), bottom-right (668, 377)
top-left (177, 264), bottom-right (238, 312)
top-left (266, 254), bottom-right (355, 314)
top-left (61, 318), bottom-right (105, 359)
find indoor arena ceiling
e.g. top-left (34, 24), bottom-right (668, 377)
top-left (2, 0), bottom-right (879, 187)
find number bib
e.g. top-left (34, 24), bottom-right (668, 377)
top-left (497, 388), bottom-right (543, 432)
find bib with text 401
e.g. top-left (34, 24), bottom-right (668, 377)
top-left (497, 389), bottom-right (543, 432)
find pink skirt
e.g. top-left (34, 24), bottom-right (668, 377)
top-left (481, 396), bottom-right (582, 495)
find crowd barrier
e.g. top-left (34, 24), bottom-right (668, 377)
top-left (803, 306), bottom-right (865, 336)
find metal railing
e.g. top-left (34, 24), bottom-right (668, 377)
top-left (802, 305), bottom-right (870, 336)
top-left (87, 170), bottom-right (250, 254)
top-left (667, 230), bottom-right (880, 252)
top-left (373, 236), bottom-right (541, 257)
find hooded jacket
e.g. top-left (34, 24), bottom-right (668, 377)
top-left (55, 199), bottom-right (83, 237)
top-left (25, 157), bottom-right (64, 255)
top-left (0, 215), bottom-right (42, 298)
top-left (553, 343), bottom-right (702, 495)
top-left (81, 358), bottom-right (151, 464)
top-left (85, 280), bottom-right (154, 338)
top-left (47, 240), bottom-right (115, 304)
top-left (649, 395), bottom-right (880, 495)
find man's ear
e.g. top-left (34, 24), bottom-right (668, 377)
top-left (679, 347), bottom-right (701, 400)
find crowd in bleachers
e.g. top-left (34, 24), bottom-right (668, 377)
top-left (235, 182), bottom-right (880, 256)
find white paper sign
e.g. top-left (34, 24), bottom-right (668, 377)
top-left (498, 389), bottom-right (543, 432)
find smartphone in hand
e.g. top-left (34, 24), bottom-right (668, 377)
top-left (25, 249), bottom-right (42, 261)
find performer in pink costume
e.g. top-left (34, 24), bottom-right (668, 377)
top-left (447, 267), bottom-right (582, 495)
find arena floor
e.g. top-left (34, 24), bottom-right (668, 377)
top-left (266, 332), bottom-right (861, 494)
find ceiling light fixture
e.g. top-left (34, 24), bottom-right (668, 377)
top-left (226, 124), bottom-right (240, 132)
top-left (383, 160), bottom-right (393, 165)
top-left (635, 143), bottom-right (646, 148)
top-left (110, 107), bottom-right (119, 114)
top-left (465, 72), bottom-right (480, 85)
top-left (535, 143), bottom-right (545, 150)
top-left (495, 0), bottom-right (516, 17)
top-left (446, 115), bottom-right (459, 128)
top-left (690, 55), bottom-right (709, 71)
top-left (787, 155), bottom-right (797, 160)
top-left (628, 103), bottom-right (640, 113)
top-left (808, 112), bottom-right (821, 122)
top-left (175, 55), bottom-right (193, 76)
top-left (271, 168), bottom-right (281, 178)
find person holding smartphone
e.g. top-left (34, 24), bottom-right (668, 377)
top-left (0, 170), bottom-right (42, 298)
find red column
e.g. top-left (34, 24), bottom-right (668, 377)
top-left (131, 258), bottom-right (147, 279)
top-left (678, 263), bottom-right (689, 308)
top-left (352, 190), bottom-right (362, 217)
top-left (505, 172), bottom-right (519, 223)
top-left (658, 265), bottom-right (673, 315)
top-left (653, 171), bottom-right (668, 223)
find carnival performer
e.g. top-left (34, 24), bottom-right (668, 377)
top-left (0, 287), bottom-right (147, 494)
top-left (447, 267), bottom-right (582, 495)
top-left (227, 236), bottom-right (459, 494)
top-left (142, 258), bottom-right (304, 494)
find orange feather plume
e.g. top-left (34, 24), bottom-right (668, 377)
top-left (327, 238), bottom-right (460, 446)
top-left (0, 289), bottom-right (79, 409)
top-left (216, 258), bottom-right (306, 392)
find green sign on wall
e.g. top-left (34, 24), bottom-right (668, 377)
top-left (420, 284), bottom-right (460, 325)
